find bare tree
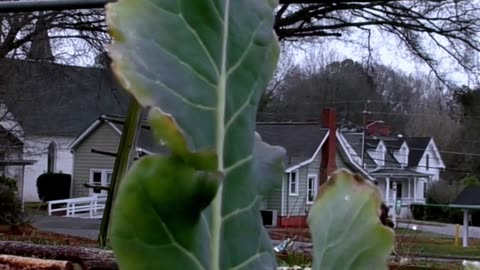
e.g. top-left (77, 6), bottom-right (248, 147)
top-left (405, 88), bottom-right (461, 150)
top-left (0, 9), bottom-right (108, 63)
top-left (275, 1), bottom-right (480, 85)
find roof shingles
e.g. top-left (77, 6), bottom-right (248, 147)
top-left (255, 123), bottom-right (328, 165)
top-left (0, 59), bottom-right (130, 137)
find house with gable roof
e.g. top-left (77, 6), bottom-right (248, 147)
top-left (68, 109), bottom-right (375, 226)
top-left (337, 131), bottom-right (446, 218)
top-left (67, 107), bottom-right (445, 223)
top-left (68, 114), bottom-right (167, 198)
top-left (0, 59), bottom-right (130, 202)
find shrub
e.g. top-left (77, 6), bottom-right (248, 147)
top-left (462, 175), bottom-right (480, 187)
top-left (36, 173), bottom-right (71, 202)
top-left (0, 175), bottom-right (23, 224)
top-left (410, 198), bottom-right (466, 225)
top-left (410, 203), bottom-right (426, 220)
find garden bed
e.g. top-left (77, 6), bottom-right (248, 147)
top-left (0, 224), bottom-right (114, 269)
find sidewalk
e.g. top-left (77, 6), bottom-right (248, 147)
top-left (31, 215), bottom-right (101, 240)
top-left (398, 219), bottom-right (480, 238)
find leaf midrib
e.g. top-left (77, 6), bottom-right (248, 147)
top-left (211, 1), bottom-right (231, 270)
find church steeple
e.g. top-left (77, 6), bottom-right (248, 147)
top-left (27, 12), bottom-right (54, 62)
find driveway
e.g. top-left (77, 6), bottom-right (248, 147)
top-left (32, 215), bottom-right (101, 240)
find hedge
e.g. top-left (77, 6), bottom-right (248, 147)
top-left (410, 198), bottom-right (480, 226)
top-left (0, 175), bottom-right (23, 224)
top-left (36, 173), bottom-right (71, 202)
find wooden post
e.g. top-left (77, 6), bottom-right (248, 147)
top-left (463, 210), bottom-right (469, 247)
top-left (0, 241), bottom-right (118, 270)
top-left (98, 98), bottom-right (142, 247)
top-left (455, 224), bottom-right (460, 246)
top-left (0, 255), bottom-right (73, 270)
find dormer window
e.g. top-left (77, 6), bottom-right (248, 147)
top-left (396, 143), bottom-right (409, 167)
top-left (378, 144), bottom-right (386, 166)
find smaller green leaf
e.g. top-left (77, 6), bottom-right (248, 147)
top-left (149, 108), bottom-right (217, 171)
top-left (110, 155), bottom-right (221, 269)
top-left (308, 169), bottom-right (394, 270)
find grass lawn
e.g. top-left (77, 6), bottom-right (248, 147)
top-left (396, 228), bottom-right (480, 259)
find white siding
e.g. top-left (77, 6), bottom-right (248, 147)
top-left (23, 136), bottom-right (74, 202)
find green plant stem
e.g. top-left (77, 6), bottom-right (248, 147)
top-left (98, 98), bottom-right (142, 247)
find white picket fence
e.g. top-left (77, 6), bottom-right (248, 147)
top-left (47, 195), bottom-right (107, 219)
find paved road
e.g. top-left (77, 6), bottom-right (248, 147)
top-left (398, 220), bottom-right (480, 239)
top-left (31, 215), bottom-right (480, 242)
top-left (32, 215), bottom-right (101, 240)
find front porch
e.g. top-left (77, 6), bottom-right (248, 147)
top-left (371, 169), bottom-right (432, 218)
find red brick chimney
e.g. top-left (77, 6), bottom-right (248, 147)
top-left (319, 108), bottom-right (337, 186)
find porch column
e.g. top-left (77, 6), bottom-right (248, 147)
top-left (413, 177), bottom-right (417, 203)
top-left (408, 178), bottom-right (411, 204)
top-left (385, 177), bottom-right (390, 205)
top-left (463, 210), bottom-right (469, 247)
top-left (392, 181), bottom-right (397, 225)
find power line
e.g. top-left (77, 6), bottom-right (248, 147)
top-left (348, 142), bottom-right (480, 157)
top-left (346, 151), bottom-right (473, 175)
top-left (0, 0), bottom-right (115, 12)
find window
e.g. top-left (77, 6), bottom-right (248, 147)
top-left (307, 175), bottom-right (318, 204)
top-left (90, 169), bottom-right (112, 195)
top-left (426, 154), bottom-right (430, 170)
top-left (288, 171), bottom-right (298, 196)
top-left (47, 141), bottom-right (56, 173)
top-left (106, 172), bottom-right (112, 186)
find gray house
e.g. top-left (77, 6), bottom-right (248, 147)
top-left (68, 115), bottom-right (164, 197)
top-left (256, 116), bottom-right (373, 227)
top-left (68, 110), bottom-right (371, 227)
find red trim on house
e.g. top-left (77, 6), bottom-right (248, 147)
top-left (277, 216), bottom-right (308, 227)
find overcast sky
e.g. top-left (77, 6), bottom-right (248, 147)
top-left (292, 28), bottom-right (475, 88)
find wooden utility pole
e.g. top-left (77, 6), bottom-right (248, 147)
top-left (361, 99), bottom-right (370, 168)
top-left (98, 98), bottom-right (142, 247)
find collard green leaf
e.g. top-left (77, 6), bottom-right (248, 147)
top-left (308, 169), bottom-right (395, 270)
top-left (107, 0), bottom-right (284, 269)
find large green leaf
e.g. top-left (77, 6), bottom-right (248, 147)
top-left (107, 0), bottom-right (284, 269)
top-left (308, 170), bottom-right (395, 270)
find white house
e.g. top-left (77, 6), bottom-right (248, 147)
top-left (0, 58), bottom-right (130, 202)
top-left (0, 104), bottom-right (36, 204)
top-left (338, 132), bottom-right (446, 218)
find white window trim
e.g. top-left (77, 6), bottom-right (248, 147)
top-left (89, 168), bottom-right (113, 195)
top-left (288, 170), bottom-right (299, 196)
top-left (306, 174), bottom-right (318, 205)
